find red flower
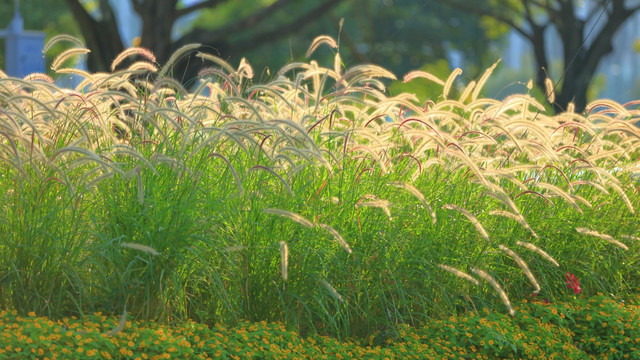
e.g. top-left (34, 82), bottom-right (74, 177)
top-left (565, 272), bottom-right (581, 294)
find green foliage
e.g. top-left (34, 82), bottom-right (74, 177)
top-left (480, 15), bottom-right (511, 39)
top-left (193, 0), bottom-right (498, 79)
top-left (192, 0), bottom-right (280, 29)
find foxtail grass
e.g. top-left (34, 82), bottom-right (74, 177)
top-left (0, 35), bottom-right (638, 342)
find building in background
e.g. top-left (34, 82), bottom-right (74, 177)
top-left (1, 0), bottom-right (45, 77)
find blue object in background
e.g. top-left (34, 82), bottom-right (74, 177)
top-left (1, 0), bottom-right (46, 77)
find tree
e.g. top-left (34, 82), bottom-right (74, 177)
top-left (63, 0), bottom-right (343, 82)
top-left (330, 0), bottom-right (496, 76)
top-left (438, 0), bottom-right (640, 113)
top-left (192, 0), bottom-right (497, 88)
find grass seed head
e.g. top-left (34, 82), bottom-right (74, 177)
top-left (516, 241), bottom-right (559, 267)
top-left (321, 280), bottom-right (344, 303)
top-left (499, 244), bottom-right (541, 294)
top-left (471, 267), bottom-right (516, 316)
top-left (317, 223), bottom-right (352, 254)
top-left (437, 264), bottom-right (479, 285)
top-left (279, 241), bottom-right (288, 282)
top-left (264, 208), bottom-right (314, 228)
top-left (575, 227), bottom-right (629, 250)
top-left (120, 242), bottom-right (160, 256)
top-left (442, 204), bottom-right (489, 241)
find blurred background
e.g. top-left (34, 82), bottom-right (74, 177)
top-left (1, 0), bottom-right (640, 113)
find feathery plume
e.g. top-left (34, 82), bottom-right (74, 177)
top-left (43, 34), bottom-right (84, 54)
top-left (438, 264), bottom-right (479, 285)
top-left (306, 35), bottom-right (338, 58)
top-left (279, 241), bottom-right (288, 282)
top-left (545, 78), bottom-right (555, 103)
top-left (471, 267), bottom-right (516, 316)
top-left (516, 241), bottom-right (559, 267)
top-left (264, 208), bottom-right (314, 228)
top-left (575, 227), bottom-right (628, 250)
top-left (321, 280), bottom-right (344, 303)
top-left (120, 242), bottom-right (160, 256)
top-left (111, 47), bottom-right (156, 71)
top-left (499, 244), bottom-right (541, 294)
top-left (51, 48), bottom-right (91, 71)
top-left (442, 204), bottom-right (489, 241)
top-left (317, 223), bottom-right (352, 254)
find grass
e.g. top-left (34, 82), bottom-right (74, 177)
top-left (0, 34), bottom-right (639, 355)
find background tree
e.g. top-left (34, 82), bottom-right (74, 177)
top-left (200, 0), bottom-right (497, 97)
top-left (293, 0), bottom-right (495, 76)
top-left (63, 0), bottom-right (343, 83)
top-left (334, 0), bottom-right (497, 99)
top-left (438, 0), bottom-right (640, 113)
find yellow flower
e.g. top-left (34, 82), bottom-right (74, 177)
top-left (28, 312), bottom-right (36, 317)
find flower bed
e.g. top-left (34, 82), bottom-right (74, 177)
top-left (1, 294), bottom-right (638, 359)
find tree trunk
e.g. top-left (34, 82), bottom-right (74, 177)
top-left (438, 0), bottom-right (640, 114)
top-left (139, 0), bottom-right (177, 65)
top-left (530, 23), bottom-right (550, 107)
top-left (64, 0), bottom-right (124, 72)
top-left (545, 0), bottom-right (637, 113)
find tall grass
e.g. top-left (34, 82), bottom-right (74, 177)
top-left (0, 35), bottom-right (638, 340)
